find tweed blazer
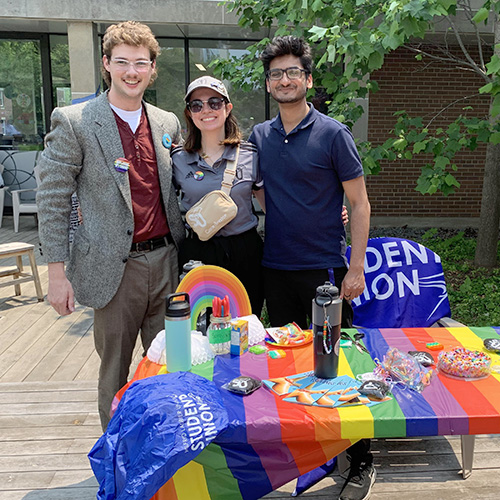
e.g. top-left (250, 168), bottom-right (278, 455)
top-left (36, 92), bottom-right (185, 309)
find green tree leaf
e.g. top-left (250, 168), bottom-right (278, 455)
top-left (435, 156), bottom-right (450, 169)
top-left (309, 26), bottom-right (328, 39)
top-left (490, 131), bottom-right (500, 144)
top-left (413, 141), bottom-right (427, 153)
top-left (368, 50), bottom-right (384, 70)
top-left (445, 173), bottom-right (460, 187)
top-left (472, 7), bottom-right (490, 23)
top-left (486, 55), bottom-right (500, 75)
top-left (479, 82), bottom-right (494, 94)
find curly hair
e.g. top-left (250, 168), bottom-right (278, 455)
top-left (101, 21), bottom-right (160, 88)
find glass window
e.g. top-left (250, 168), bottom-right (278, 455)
top-left (189, 40), bottom-right (266, 140)
top-left (50, 35), bottom-right (71, 108)
top-left (0, 39), bottom-right (45, 149)
top-left (97, 37), bottom-right (267, 138)
top-left (145, 39), bottom-right (186, 127)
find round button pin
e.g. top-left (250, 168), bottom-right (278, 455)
top-left (194, 171), bottom-right (204, 181)
top-left (162, 133), bottom-right (172, 149)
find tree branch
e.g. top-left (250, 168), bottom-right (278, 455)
top-left (445, 13), bottom-right (488, 81)
top-left (425, 93), bottom-right (484, 128)
top-left (404, 44), bottom-right (489, 80)
top-left (405, 37), bottom-right (490, 82)
top-left (458, 0), bottom-right (487, 71)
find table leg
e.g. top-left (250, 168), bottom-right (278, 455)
top-left (460, 434), bottom-right (475, 479)
top-left (14, 255), bottom-right (23, 296)
top-left (27, 249), bottom-right (44, 302)
top-left (337, 450), bottom-right (350, 478)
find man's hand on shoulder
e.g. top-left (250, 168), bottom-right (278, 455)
top-left (47, 262), bottom-right (75, 316)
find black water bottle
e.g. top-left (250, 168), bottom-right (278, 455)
top-left (179, 260), bottom-right (208, 333)
top-left (179, 259), bottom-right (204, 281)
top-left (312, 282), bottom-right (342, 379)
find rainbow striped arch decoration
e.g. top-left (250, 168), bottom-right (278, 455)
top-left (176, 265), bottom-right (252, 330)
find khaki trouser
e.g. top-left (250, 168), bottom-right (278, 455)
top-left (93, 242), bottom-right (178, 431)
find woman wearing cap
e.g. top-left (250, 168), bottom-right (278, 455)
top-left (172, 76), bottom-right (265, 316)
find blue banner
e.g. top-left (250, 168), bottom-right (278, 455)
top-left (346, 238), bottom-right (451, 327)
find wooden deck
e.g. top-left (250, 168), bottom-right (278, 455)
top-left (1, 215), bottom-right (500, 499)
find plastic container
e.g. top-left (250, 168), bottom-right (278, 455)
top-left (208, 314), bottom-right (231, 355)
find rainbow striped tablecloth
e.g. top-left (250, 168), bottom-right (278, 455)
top-left (113, 326), bottom-right (500, 499)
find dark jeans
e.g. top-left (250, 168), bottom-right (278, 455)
top-left (263, 267), bottom-right (354, 329)
top-left (179, 227), bottom-right (264, 317)
top-left (263, 266), bottom-right (371, 469)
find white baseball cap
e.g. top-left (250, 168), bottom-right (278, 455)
top-left (184, 76), bottom-right (231, 102)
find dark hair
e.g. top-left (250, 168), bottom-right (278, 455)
top-left (101, 21), bottom-right (159, 88)
top-left (260, 36), bottom-right (313, 76)
top-left (182, 102), bottom-right (242, 153)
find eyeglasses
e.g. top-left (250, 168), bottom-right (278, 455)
top-left (266, 67), bottom-right (308, 81)
top-left (187, 97), bottom-right (226, 113)
top-left (109, 58), bottom-right (153, 71)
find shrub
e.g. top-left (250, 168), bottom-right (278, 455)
top-left (413, 229), bottom-right (500, 326)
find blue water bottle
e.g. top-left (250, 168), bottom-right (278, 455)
top-left (165, 292), bottom-right (191, 372)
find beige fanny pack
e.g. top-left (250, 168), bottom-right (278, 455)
top-left (186, 146), bottom-right (240, 241)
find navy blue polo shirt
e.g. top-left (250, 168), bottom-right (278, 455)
top-left (249, 104), bottom-right (363, 270)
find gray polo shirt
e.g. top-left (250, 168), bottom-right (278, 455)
top-left (172, 142), bottom-right (263, 237)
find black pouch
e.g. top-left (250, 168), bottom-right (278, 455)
top-left (222, 376), bottom-right (262, 395)
top-left (484, 338), bottom-right (500, 354)
top-left (358, 380), bottom-right (390, 401)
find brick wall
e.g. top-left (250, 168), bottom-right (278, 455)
top-left (367, 45), bottom-right (490, 217)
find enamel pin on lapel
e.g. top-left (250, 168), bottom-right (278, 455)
top-left (114, 158), bottom-right (131, 173)
top-left (162, 133), bottom-right (172, 149)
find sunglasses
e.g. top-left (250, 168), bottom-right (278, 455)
top-left (187, 97), bottom-right (226, 113)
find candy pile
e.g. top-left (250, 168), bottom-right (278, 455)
top-left (438, 347), bottom-right (491, 379)
top-left (266, 322), bottom-right (313, 347)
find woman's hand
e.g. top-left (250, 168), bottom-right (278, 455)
top-left (342, 205), bottom-right (349, 226)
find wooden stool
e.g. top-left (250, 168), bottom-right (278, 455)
top-left (0, 242), bottom-right (44, 301)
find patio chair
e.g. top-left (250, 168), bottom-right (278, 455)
top-left (0, 163), bottom-right (6, 228)
top-left (11, 159), bottom-right (40, 233)
top-left (0, 150), bottom-right (40, 232)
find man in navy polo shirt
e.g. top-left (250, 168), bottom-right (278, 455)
top-left (249, 36), bottom-right (373, 500)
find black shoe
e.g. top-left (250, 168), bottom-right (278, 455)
top-left (339, 463), bottom-right (376, 500)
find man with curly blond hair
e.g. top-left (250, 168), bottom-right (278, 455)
top-left (37, 21), bottom-right (184, 430)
